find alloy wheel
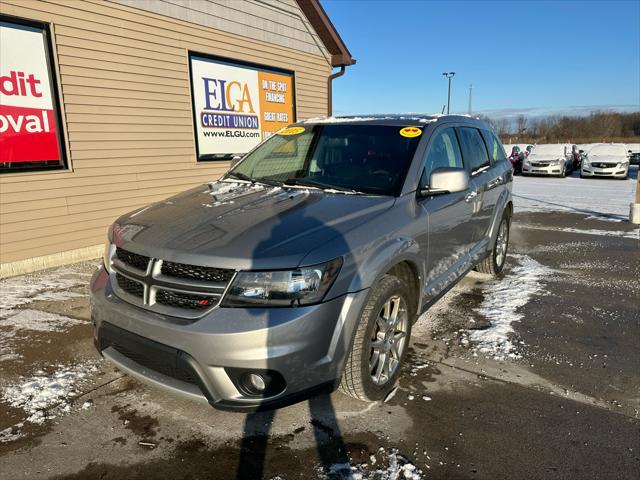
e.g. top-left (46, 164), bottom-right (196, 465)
top-left (369, 295), bottom-right (408, 386)
top-left (495, 219), bottom-right (508, 268)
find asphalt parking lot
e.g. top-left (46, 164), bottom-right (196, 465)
top-left (1, 172), bottom-right (639, 480)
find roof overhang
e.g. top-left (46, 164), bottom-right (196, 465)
top-left (295, 0), bottom-right (356, 67)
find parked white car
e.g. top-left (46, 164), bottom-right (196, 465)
top-left (581, 144), bottom-right (629, 179)
top-left (627, 143), bottom-right (640, 165)
top-left (522, 144), bottom-right (571, 177)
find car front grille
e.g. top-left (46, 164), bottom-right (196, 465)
top-left (109, 247), bottom-right (234, 319)
top-left (592, 163), bottom-right (615, 168)
top-left (531, 162), bottom-right (549, 167)
top-left (155, 289), bottom-right (220, 310)
top-left (115, 247), bottom-right (150, 271)
top-left (116, 273), bottom-right (144, 298)
top-left (161, 260), bottom-right (234, 283)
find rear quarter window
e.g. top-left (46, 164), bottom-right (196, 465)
top-left (480, 129), bottom-right (508, 164)
top-left (456, 127), bottom-right (490, 173)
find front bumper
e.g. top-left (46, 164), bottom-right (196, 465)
top-left (522, 162), bottom-right (563, 175)
top-left (581, 165), bottom-right (628, 178)
top-left (90, 267), bottom-right (369, 410)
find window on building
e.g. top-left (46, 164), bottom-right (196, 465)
top-left (0, 16), bottom-right (67, 174)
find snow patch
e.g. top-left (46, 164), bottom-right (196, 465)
top-left (303, 116), bottom-right (382, 124)
top-left (0, 267), bottom-right (87, 317)
top-left (1, 362), bottom-right (98, 426)
top-left (469, 255), bottom-right (553, 360)
top-left (0, 423), bottom-right (24, 443)
top-left (521, 224), bottom-right (640, 239)
top-left (0, 309), bottom-right (86, 362)
top-left (1, 309), bottom-right (83, 332)
top-left (321, 448), bottom-right (422, 479)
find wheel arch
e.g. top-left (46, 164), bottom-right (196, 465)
top-left (384, 260), bottom-right (421, 320)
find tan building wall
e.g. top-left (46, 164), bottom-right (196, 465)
top-left (0, 0), bottom-right (333, 277)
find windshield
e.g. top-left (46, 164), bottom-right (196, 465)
top-left (589, 144), bottom-right (627, 157)
top-left (226, 124), bottom-right (423, 196)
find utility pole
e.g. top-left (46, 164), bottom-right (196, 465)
top-left (442, 72), bottom-right (455, 114)
top-left (468, 84), bottom-right (473, 115)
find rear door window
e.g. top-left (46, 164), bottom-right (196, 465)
top-left (419, 128), bottom-right (463, 188)
top-left (456, 127), bottom-right (490, 173)
top-left (480, 130), bottom-right (507, 164)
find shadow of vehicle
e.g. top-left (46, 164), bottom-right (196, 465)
top-left (235, 193), bottom-right (356, 479)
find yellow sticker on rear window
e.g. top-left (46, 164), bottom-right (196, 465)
top-left (399, 126), bottom-right (422, 138)
top-left (278, 126), bottom-right (305, 136)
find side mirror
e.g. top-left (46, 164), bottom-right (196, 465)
top-left (419, 167), bottom-right (470, 197)
top-left (230, 155), bottom-right (243, 168)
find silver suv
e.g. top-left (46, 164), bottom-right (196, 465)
top-left (90, 115), bottom-right (513, 410)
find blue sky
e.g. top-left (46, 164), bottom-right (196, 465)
top-left (321, 0), bottom-right (640, 117)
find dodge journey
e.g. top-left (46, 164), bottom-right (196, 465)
top-left (90, 114), bottom-right (513, 410)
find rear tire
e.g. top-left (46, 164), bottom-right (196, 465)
top-left (476, 210), bottom-right (510, 276)
top-left (340, 275), bottom-right (413, 402)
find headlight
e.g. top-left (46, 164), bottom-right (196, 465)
top-left (222, 257), bottom-right (342, 307)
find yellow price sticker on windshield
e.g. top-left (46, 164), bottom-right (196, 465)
top-left (278, 126), bottom-right (305, 136)
top-left (399, 126), bottom-right (422, 138)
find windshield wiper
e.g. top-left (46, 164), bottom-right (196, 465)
top-left (225, 171), bottom-right (280, 187)
top-left (283, 178), bottom-right (360, 194)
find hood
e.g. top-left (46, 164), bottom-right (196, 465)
top-left (112, 181), bottom-right (395, 270)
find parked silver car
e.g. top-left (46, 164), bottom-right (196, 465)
top-left (522, 144), bottom-right (572, 177)
top-left (581, 144), bottom-right (630, 179)
top-left (90, 115), bottom-right (513, 410)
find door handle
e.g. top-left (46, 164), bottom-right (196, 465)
top-left (486, 177), bottom-right (502, 189)
top-left (465, 190), bottom-right (479, 202)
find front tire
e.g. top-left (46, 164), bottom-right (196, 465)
top-left (340, 275), bottom-right (413, 402)
top-left (476, 210), bottom-right (510, 276)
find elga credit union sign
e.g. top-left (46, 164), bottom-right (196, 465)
top-left (189, 54), bottom-right (295, 159)
top-left (0, 19), bottom-right (64, 164)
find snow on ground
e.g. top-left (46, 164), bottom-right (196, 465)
top-left (0, 264), bottom-right (91, 362)
top-left (0, 310), bottom-right (85, 362)
top-left (321, 448), bottom-right (423, 480)
top-left (520, 224), bottom-right (640, 239)
top-left (0, 265), bottom-right (89, 317)
top-left (466, 255), bottom-right (554, 361)
top-left (1, 362), bottom-right (99, 427)
top-left (1, 309), bottom-right (83, 332)
top-left (512, 170), bottom-right (637, 221)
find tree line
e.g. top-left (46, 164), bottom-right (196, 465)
top-left (478, 111), bottom-right (640, 144)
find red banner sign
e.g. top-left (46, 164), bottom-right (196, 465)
top-left (0, 21), bottom-right (62, 163)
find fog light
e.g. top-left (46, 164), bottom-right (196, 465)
top-left (241, 372), bottom-right (272, 394)
top-left (248, 373), bottom-right (267, 392)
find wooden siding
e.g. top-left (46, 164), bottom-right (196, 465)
top-left (0, 0), bottom-right (331, 267)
